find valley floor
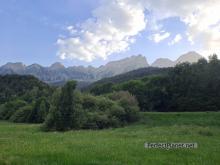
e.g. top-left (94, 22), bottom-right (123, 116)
top-left (0, 112), bottom-right (220, 165)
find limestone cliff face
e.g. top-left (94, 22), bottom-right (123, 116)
top-left (151, 51), bottom-right (203, 68)
top-left (0, 55), bottom-right (149, 83)
top-left (95, 55), bottom-right (149, 78)
top-left (175, 51), bottom-right (203, 64)
top-left (151, 58), bottom-right (175, 68)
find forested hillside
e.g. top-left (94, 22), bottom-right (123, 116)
top-left (0, 75), bottom-right (54, 123)
top-left (85, 67), bottom-right (170, 91)
top-left (0, 75), bottom-right (52, 104)
top-left (89, 55), bottom-right (220, 112)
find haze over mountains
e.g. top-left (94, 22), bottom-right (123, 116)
top-left (0, 51), bottom-right (203, 84)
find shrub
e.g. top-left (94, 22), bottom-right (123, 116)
top-left (42, 105), bottom-right (62, 131)
top-left (0, 99), bottom-right (27, 120)
top-left (29, 98), bottom-right (50, 123)
top-left (43, 81), bottom-right (77, 131)
top-left (108, 104), bottom-right (126, 123)
top-left (43, 84), bottom-right (140, 131)
top-left (10, 105), bottom-right (33, 123)
top-left (42, 89), bottom-right (62, 131)
top-left (81, 94), bottom-right (98, 112)
top-left (107, 91), bottom-right (140, 122)
top-left (79, 94), bottom-right (121, 129)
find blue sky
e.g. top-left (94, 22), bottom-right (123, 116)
top-left (0, 0), bottom-right (218, 67)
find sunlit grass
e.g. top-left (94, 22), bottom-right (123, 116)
top-left (0, 112), bottom-right (220, 165)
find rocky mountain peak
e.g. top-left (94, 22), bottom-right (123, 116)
top-left (151, 58), bottom-right (175, 68)
top-left (49, 62), bottom-right (65, 70)
top-left (2, 62), bottom-right (26, 71)
top-left (96, 55), bottom-right (149, 77)
top-left (27, 63), bottom-right (43, 69)
top-left (176, 51), bottom-right (203, 64)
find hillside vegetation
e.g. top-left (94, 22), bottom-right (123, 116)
top-left (0, 75), bottom-right (51, 104)
top-left (89, 55), bottom-right (220, 112)
top-left (0, 76), bottom-right (140, 131)
top-left (85, 67), bottom-right (170, 91)
top-left (0, 75), bottom-right (53, 123)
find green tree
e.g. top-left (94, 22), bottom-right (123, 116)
top-left (42, 88), bottom-right (62, 131)
top-left (58, 81), bottom-right (77, 130)
top-left (43, 81), bottom-right (77, 131)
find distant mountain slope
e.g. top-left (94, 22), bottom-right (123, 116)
top-left (151, 58), bottom-right (175, 68)
top-left (0, 62), bottom-right (25, 74)
top-left (151, 51), bottom-right (203, 68)
top-left (175, 51), bottom-right (203, 64)
top-left (85, 67), bottom-right (170, 91)
top-left (95, 55), bottom-right (149, 78)
top-left (49, 62), bottom-right (65, 70)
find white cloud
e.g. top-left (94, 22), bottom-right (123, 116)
top-left (144, 0), bottom-right (220, 56)
top-left (57, 0), bottom-right (220, 61)
top-left (66, 26), bottom-right (77, 35)
top-left (150, 32), bottom-right (170, 43)
top-left (57, 0), bottom-right (146, 62)
top-left (168, 34), bottom-right (182, 45)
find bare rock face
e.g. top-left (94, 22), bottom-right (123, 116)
top-left (175, 51), bottom-right (203, 64)
top-left (0, 55), bottom-right (149, 83)
top-left (95, 55), bottom-right (149, 78)
top-left (49, 62), bottom-right (65, 70)
top-left (151, 58), bottom-right (175, 68)
top-left (151, 51), bottom-right (203, 68)
top-left (1, 62), bottom-right (26, 73)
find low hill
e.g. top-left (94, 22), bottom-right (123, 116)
top-left (0, 75), bottom-right (51, 104)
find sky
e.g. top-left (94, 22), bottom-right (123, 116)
top-left (0, 0), bottom-right (219, 67)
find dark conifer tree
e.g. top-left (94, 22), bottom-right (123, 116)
top-left (57, 81), bottom-right (77, 131)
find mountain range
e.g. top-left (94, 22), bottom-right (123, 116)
top-left (151, 51), bottom-right (203, 68)
top-left (0, 51), bottom-right (203, 85)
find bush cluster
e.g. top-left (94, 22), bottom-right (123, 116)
top-left (43, 83), bottom-right (140, 131)
top-left (0, 98), bottom-right (50, 123)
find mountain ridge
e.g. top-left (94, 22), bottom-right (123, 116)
top-left (0, 55), bottom-right (149, 84)
top-left (0, 51), bottom-right (204, 85)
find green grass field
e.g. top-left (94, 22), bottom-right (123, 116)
top-left (0, 112), bottom-right (220, 165)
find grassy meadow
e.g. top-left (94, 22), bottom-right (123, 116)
top-left (0, 112), bottom-right (220, 165)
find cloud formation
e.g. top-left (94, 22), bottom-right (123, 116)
top-left (150, 31), bottom-right (170, 43)
top-left (57, 0), bottom-right (146, 62)
top-left (168, 34), bottom-right (182, 46)
top-left (57, 0), bottom-right (220, 61)
top-left (144, 0), bottom-right (220, 56)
